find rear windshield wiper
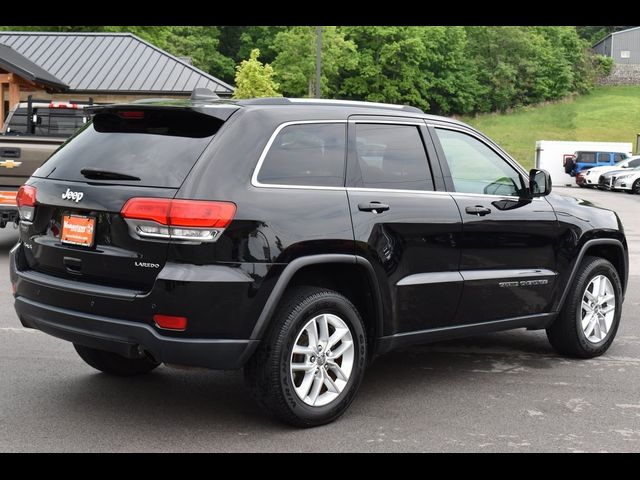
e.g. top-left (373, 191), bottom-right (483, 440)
top-left (80, 168), bottom-right (141, 181)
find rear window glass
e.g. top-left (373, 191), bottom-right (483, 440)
top-left (35, 109), bottom-right (223, 188)
top-left (257, 123), bottom-right (346, 187)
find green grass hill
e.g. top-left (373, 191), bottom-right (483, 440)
top-left (463, 86), bottom-right (640, 169)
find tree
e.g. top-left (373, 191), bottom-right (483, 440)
top-left (272, 26), bottom-right (357, 97)
top-left (576, 26), bottom-right (636, 44)
top-left (339, 26), bottom-right (479, 114)
top-left (233, 49), bottom-right (281, 99)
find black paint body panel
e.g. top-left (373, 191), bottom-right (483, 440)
top-left (10, 102), bottom-right (629, 369)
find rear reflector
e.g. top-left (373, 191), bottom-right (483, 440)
top-left (153, 314), bottom-right (188, 331)
top-left (16, 185), bottom-right (37, 221)
top-left (0, 191), bottom-right (17, 205)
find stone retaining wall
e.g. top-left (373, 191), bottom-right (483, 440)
top-left (598, 64), bottom-right (640, 85)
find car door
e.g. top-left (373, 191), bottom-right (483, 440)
top-left (346, 117), bottom-right (463, 335)
top-left (431, 125), bottom-right (559, 325)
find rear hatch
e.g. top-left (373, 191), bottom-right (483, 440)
top-left (20, 105), bottom-right (235, 292)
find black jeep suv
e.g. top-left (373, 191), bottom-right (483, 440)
top-left (10, 95), bottom-right (628, 427)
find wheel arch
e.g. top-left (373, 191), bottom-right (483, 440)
top-left (555, 238), bottom-right (628, 313)
top-left (249, 255), bottom-right (384, 358)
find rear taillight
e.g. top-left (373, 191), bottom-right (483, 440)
top-left (16, 185), bottom-right (37, 222)
top-left (121, 198), bottom-right (236, 242)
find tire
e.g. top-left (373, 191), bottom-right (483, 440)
top-left (245, 286), bottom-right (367, 427)
top-left (547, 256), bottom-right (622, 358)
top-left (74, 344), bottom-right (160, 376)
top-left (632, 179), bottom-right (640, 195)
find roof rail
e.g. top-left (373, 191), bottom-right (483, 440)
top-left (238, 97), bottom-right (424, 114)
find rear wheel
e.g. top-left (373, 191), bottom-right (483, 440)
top-left (74, 344), bottom-right (160, 376)
top-left (245, 287), bottom-right (367, 427)
top-left (547, 256), bottom-right (622, 358)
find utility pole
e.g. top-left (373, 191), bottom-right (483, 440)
top-left (315, 26), bottom-right (322, 99)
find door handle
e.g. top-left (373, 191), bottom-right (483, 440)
top-left (465, 205), bottom-right (492, 216)
top-left (358, 202), bottom-right (390, 214)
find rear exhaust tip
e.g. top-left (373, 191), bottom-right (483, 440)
top-left (135, 344), bottom-right (158, 363)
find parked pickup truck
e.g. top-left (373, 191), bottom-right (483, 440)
top-left (0, 97), bottom-right (92, 227)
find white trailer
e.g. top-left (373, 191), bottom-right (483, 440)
top-left (535, 141), bottom-right (633, 187)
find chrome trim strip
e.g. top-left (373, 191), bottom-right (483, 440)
top-left (396, 271), bottom-right (463, 286)
top-left (396, 268), bottom-right (556, 287)
top-left (461, 269), bottom-right (557, 282)
top-left (251, 120), bottom-right (347, 189)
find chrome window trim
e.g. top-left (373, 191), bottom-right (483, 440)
top-left (250, 119), bottom-right (536, 201)
top-left (251, 120), bottom-right (348, 190)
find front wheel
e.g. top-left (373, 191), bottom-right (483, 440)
top-left (632, 179), bottom-right (640, 194)
top-left (547, 256), bottom-right (622, 358)
top-left (245, 287), bottom-right (367, 427)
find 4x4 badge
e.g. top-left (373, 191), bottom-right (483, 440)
top-left (61, 188), bottom-right (84, 203)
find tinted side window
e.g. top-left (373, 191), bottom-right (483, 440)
top-left (629, 158), bottom-right (640, 168)
top-left (5, 108), bottom-right (28, 134)
top-left (258, 123), bottom-right (346, 187)
top-left (579, 152), bottom-right (596, 163)
top-left (353, 124), bottom-right (433, 191)
top-left (616, 153), bottom-right (628, 162)
top-left (436, 128), bottom-right (524, 196)
top-left (33, 109), bottom-right (50, 136)
top-left (48, 110), bottom-right (86, 136)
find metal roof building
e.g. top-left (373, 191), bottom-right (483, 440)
top-left (593, 27), bottom-right (640, 65)
top-left (0, 32), bottom-right (234, 95)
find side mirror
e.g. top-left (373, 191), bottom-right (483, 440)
top-left (529, 169), bottom-right (552, 197)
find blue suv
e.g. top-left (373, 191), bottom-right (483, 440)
top-left (565, 150), bottom-right (629, 177)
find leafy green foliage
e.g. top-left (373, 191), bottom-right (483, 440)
top-left (272, 26), bottom-right (357, 97)
top-left (233, 49), bottom-right (281, 99)
top-left (0, 25), bottom-right (606, 115)
top-left (593, 55), bottom-right (614, 76)
top-left (339, 26), bottom-right (478, 114)
top-left (576, 26), bottom-right (637, 44)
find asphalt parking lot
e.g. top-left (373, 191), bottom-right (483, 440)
top-left (0, 186), bottom-right (638, 452)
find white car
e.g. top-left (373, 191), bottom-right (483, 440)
top-left (613, 169), bottom-right (640, 194)
top-left (581, 156), bottom-right (640, 187)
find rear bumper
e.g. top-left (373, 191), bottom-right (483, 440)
top-left (9, 241), bottom-right (271, 370)
top-left (15, 295), bottom-right (258, 370)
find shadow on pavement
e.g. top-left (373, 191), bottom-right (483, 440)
top-left (0, 228), bottom-right (19, 251)
top-left (22, 330), bottom-right (560, 431)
